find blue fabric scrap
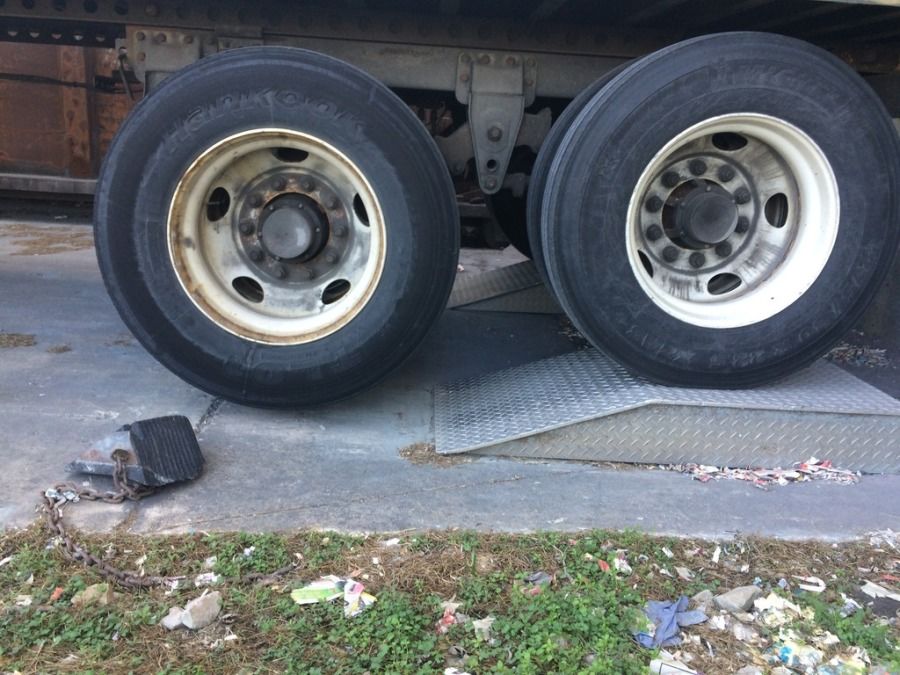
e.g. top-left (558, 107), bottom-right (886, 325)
top-left (633, 595), bottom-right (708, 648)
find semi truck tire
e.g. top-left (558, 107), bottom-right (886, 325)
top-left (526, 62), bottom-right (629, 289)
top-left (94, 47), bottom-right (459, 407)
top-left (542, 32), bottom-right (900, 387)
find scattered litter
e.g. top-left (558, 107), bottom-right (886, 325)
top-left (767, 632), bottom-right (823, 672)
top-left (859, 580), bottom-right (900, 603)
top-left (675, 566), bottom-right (694, 581)
top-left (711, 546), bottom-right (721, 564)
top-left (754, 592), bottom-right (806, 628)
top-left (243, 546), bottom-right (255, 558)
top-left (471, 616), bottom-right (495, 642)
top-left (709, 614), bottom-right (728, 631)
top-left (380, 537), bottom-right (401, 547)
top-left (826, 342), bottom-right (889, 368)
top-left (793, 575), bottom-right (826, 593)
top-left (202, 556), bottom-right (217, 569)
top-left (444, 669), bottom-right (471, 675)
top-left (817, 652), bottom-right (868, 675)
top-left (14, 594), bottom-right (32, 607)
top-left (810, 631), bottom-right (841, 649)
top-left (732, 621), bottom-right (759, 643)
top-left (778, 578), bottom-right (789, 590)
top-left (670, 457), bottom-right (859, 489)
top-left (290, 575), bottom-right (376, 618)
top-left (661, 547), bottom-right (674, 559)
top-left (867, 529), bottom-right (898, 552)
top-left (522, 571), bottom-right (552, 595)
top-left (181, 590), bottom-right (222, 630)
top-left (648, 649), bottom-right (698, 674)
top-left (194, 572), bottom-right (222, 588)
top-left (614, 552), bottom-right (633, 576)
top-left (734, 667), bottom-right (763, 675)
top-left (0, 556), bottom-right (13, 568)
top-left (715, 585), bottom-right (762, 613)
top-left (436, 601), bottom-right (466, 634)
top-left (71, 583), bottom-right (115, 607)
top-left (839, 593), bottom-right (862, 617)
top-left (597, 560), bottom-right (611, 573)
top-left (49, 586), bottom-right (64, 602)
top-left (634, 596), bottom-right (707, 648)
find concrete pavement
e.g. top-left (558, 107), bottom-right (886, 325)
top-left (1, 221), bottom-right (898, 540)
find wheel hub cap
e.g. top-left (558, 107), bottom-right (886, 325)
top-left (675, 183), bottom-right (738, 246)
top-left (259, 196), bottom-right (323, 260)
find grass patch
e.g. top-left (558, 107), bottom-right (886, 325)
top-left (0, 526), bottom-right (897, 673)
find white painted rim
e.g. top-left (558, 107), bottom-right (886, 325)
top-left (167, 128), bottom-right (386, 345)
top-left (626, 113), bottom-right (839, 329)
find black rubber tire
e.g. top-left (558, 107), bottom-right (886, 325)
top-left (94, 47), bottom-right (459, 407)
top-left (543, 32), bottom-right (900, 388)
top-left (526, 62), bottom-right (629, 287)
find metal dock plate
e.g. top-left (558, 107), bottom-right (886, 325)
top-left (448, 261), bottom-right (561, 314)
top-left (434, 349), bottom-right (900, 473)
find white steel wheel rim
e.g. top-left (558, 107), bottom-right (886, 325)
top-left (167, 128), bottom-right (386, 345)
top-left (625, 113), bottom-right (839, 329)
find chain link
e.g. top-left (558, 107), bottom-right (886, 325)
top-left (41, 450), bottom-right (298, 588)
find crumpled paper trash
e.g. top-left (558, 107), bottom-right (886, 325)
top-left (290, 575), bottom-right (376, 618)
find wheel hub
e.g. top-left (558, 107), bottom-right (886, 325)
top-left (259, 194), bottom-right (326, 260)
top-left (675, 183), bottom-right (738, 246)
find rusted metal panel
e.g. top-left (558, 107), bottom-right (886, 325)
top-left (0, 43), bottom-right (136, 182)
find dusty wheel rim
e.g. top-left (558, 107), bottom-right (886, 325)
top-left (167, 128), bottom-right (386, 344)
top-left (626, 113), bottom-right (839, 329)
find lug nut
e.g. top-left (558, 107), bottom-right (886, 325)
top-left (273, 265), bottom-right (287, 279)
top-left (662, 171), bottom-right (680, 188)
top-left (646, 224), bottom-right (663, 241)
top-left (734, 187), bottom-right (752, 205)
top-left (273, 177), bottom-right (286, 191)
top-left (715, 241), bottom-right (732, 257)
top-left (325, 252), bottom-right (338, 264)
top-left (334, 225), bottom-right (347, 237)
top-left (249, 249), bottom-right (263, 262)
top-left (300, 177), bottom-right (314, 191)
top-left (646, 195), bottom-right (663, 213)
top-left (689, 252), bottom-right (706, 268)
top-left (327, 196), bottom-right (340, 210)
top-left (689, 159), bottom-right (707, 176)
top-left (487, 126), bottom-right (503, 142)
top-left (735, 216), bottom-right (750, 233)
top-left (249, 193), bottom-right (263, 208)
top-left (717, 165), bottom-right (736, 182)
top-left (306, 269), bottom-right (316, 280)
top-left (662, 246), bottom-right (679, 262)
top-left (238, 221), bottom-right (254, 235)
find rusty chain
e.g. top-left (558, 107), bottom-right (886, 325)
top-left (41, 449), bottom-right (297, 589)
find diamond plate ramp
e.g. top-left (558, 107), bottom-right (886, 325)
top-left (434, 349), bottom-right (900, 472)
top-left (448, 261), bottom-right (561, 314)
